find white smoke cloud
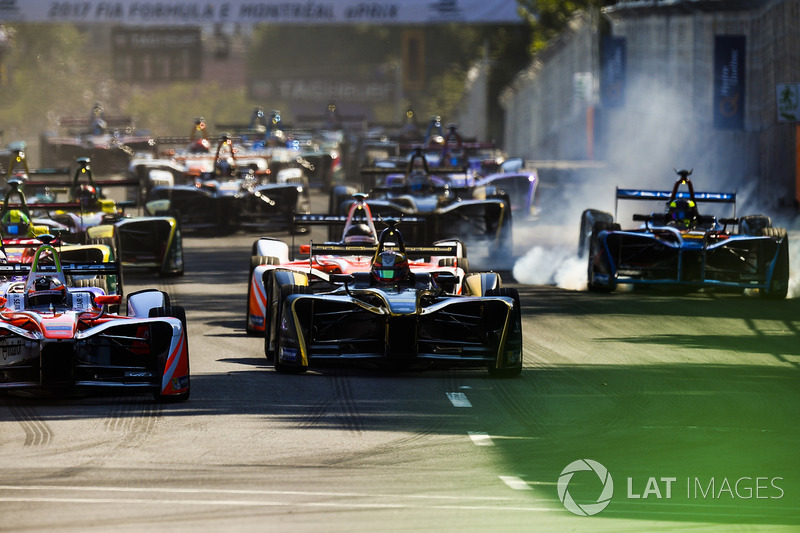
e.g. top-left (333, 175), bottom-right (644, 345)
top-left (511, 77), bottom-right (800, 297)
top-left (513, 245), bottom-right (587, 291)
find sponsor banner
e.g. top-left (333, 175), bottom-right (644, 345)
top-left (601, 36), bottom-right (625, 108)
top-left (112, 26), bottom-right (202, 80)
top-left (249, 77), bottom-right (395, 103)
top-left (713, 35), bottom-right (746, 130)
top-left (0, 0), bottom-right (523, 25)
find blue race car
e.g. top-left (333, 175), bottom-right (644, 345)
top-left (579, 169), bottom-right (789, 298)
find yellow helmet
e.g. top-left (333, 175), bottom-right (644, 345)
top-left (1, 209), bottom-right (31, 237)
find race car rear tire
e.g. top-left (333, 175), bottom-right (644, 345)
top-left (73, 277), bottom-right (107, 290)
top-left (73, 277), bottom-right (120, 313)
top-left (273, 284), bottom-right (311, 374)
top-left (486, 288), bottom-right (523, 377)
top-left (149, 304), bottom-right (187, 327)
top-left (438, 257), bottom-right (470, 275)
top-left (250, 255), bottom-right (280, 273)
top-left (149, 305), bottom-right (191, 402)
top-left (329, 185), bottom-right (358, 215)
top-left (579, 209), bottom-right (614, 258)
top-left (759, 226), bottom-right (789, 299)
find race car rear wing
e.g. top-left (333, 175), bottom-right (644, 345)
top-left (155, 135), bottom-right (244, 145)
top-left (0, 261), bottom-right (120, 277)
top-left (616, 188), bottom-right (736, 218)
top-left (7, 200), bottom-right (138, 211)
top-left (24, 177), bottom-right (140, 189)
top-left (294, 214), bottom-right (426, 225)
top-left (304, 243), bottom-right (459, 259)
top-left (359, 166), bottom-right (469, 176)
top-left (20, 165), bottom-right (140, 198)
top-left (58, 116), bottom-right (137, 129)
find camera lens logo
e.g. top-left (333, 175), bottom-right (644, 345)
top-left (558, 459), bottom-right (614, 516)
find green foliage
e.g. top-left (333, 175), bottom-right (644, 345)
top-left (248, 23), bottom-right (524, 122)
top-left (518, 0), bottom-right (608, 53)
top-left (0, 16), bottom-right (548, 150)
top-left (127, 83), bottom-right (254, 136)
top-left (0, 24), bottom-right (94, 137)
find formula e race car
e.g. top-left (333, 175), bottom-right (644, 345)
top-left (579, 169), bottom-right (790, 298)
top-left (13, 157), bottom-right (184, 276)
top-left (39, 103), bottom-right (156, 173)
top-left (263, 219), bottom-right (523, 375)
top-left (330, 147), bottom-right (518, 268)
top-left (0, 239), bottom-right (190, 401)
top-left (143, 133), bottom-right (311, 232)
top-left (246, 194), bottom-right (470, 336)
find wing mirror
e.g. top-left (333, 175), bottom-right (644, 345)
top-left (95, 295), bottom-right (121, 307)
top-left (433, 273), bottom-right (459, 293)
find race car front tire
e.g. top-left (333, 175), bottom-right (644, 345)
top-left (579, 209), bottom-right (614, 258)
top-left (759, 226), bottom-right (789, 299)
top-left (587, 220), bottom-right (619, 292)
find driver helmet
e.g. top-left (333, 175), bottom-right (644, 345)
top-left (215, 158), bottom-right (237, 178)
top-left (408, 171), bottom-right (429, 194)
top-left (343, 224), bottom-right (375, 244)
top-left (28, 276), bottom-right (67, 308)
top-left (1, 209), bottom-right (31, 237)
top-left (189, 138), bottom-right (211, 154)
top-left (77, 184), bottom-right (98, 207)
top-left (371, 250), bottom-right (410, 284)
top-left (90, 118), bottom-right (107, 136)
top-left (666, 198), bottom-right (698, 229)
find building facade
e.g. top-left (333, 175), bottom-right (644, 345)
top-left (501, 0), bottom-right (800, 212)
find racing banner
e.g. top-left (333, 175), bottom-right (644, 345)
top-left (713, 35), bottom-right (746, 130)
top-left (0, 1), bottom-right (524, 25)
top-left (600, 36), bottom-right (625, 108)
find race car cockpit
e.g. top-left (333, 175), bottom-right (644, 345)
top-left (666, 198), bottom-right (699, 230)
top-left (23, 241), bottom-right (70, 309)
top-left (659, 169), bottom-right (718, 232)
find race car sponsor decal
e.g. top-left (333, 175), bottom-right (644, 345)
top-left (172, 375), bottom-right (189, 391)
top-left (0, 342), bottom-right (25, 364)
top-left (280, 347), bottom-right (298, 362)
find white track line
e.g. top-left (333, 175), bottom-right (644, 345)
top-left (446, 392), bottom-right (472, 407)
top-left (467, 431), bottom-right (494, 446)
top-left (499, 476), bottom-right (532, 491)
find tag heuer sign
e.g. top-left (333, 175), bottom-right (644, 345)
top-left (777, 83), bottom-right (799, 123)
top-left (112, 27), bottom-right (202, 82)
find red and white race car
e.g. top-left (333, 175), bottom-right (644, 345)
top-left (245, 194), bottom-right (471, 336)
top-left (0, 239), bottom-right (190, 401)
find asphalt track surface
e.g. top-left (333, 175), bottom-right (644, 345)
top-left (1, 196), bottom-right (799, 532)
